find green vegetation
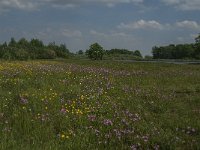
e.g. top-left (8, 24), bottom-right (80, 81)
top-left (152, 34), bottom-right (200, 59)
top-left (105, 49), bottom-right (143, 60)
top-left (0, 38), bottom-right (70, 60)
top-left (0, 60), bottom-right (199, 149)
top-left (86, 43), bottom-right (105, 60)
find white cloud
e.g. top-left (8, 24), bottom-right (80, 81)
top-left (90, 29), bottom-right (131, 38)
top-left (176, 20), bottom-right (200, 30)
top-left (162, 0), bottom-right (180, 5)
top-left (0, 0), bottom-right (143, 12)
top-left (62, 29), bottom-right (82, 38)
top-left (118, 19), bottom-right (200, 31)
top-left (34, 27), bottom-right (82, 41)
top-left (190, 33), bottom-right (199, 39)
top-left (0, 0), bottom-right (39, 11)
top-left (162, 0), bottom-right (200, 10)
top-left (90, 30), bottom-right (107, 37)
top-left (51, 4), bottom-right (77, 9)
top-left (50, 0), bottom-right (143, 8)
top-left (118, 19), bottom-right (165, 30)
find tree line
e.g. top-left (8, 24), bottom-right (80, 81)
top-left (152, 34), bottom-right (200, 59)
top-left (105, 49), bottom-right (142, 57)
top-left (83, 43), bottom-right (142, 60)
top-left (0, 38), bottom-right (70, 60)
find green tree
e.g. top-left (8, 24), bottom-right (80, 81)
top-left (133, 50), bottom-right (142, 58)
top-left (195, 34), bottom-right (200, 59)
top-left (144, 55), bottom-right (153, 60)
top-left (14, 48), bottom-right (29, 60)
top-left (195, 34), bottom-right (200, 43)
top-left (9, 37), bottom-right (17, 47)
top-left (78, 50), bottom-right (84, 55)
top-left (86, 43), bottom-right (104, 60)
top-left (18, 38), bottom-right (29, 48)
top-left (0, 37), bottom-right (71, 60)
top-left (30, 39), bottom-right (44, 48)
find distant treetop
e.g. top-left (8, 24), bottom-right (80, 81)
top-left (0, 37), bottom-right (70, 60)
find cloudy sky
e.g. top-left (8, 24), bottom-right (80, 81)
top-left (0, 0), bottom-right (200, 55)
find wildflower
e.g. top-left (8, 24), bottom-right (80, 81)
top-left (61, 134), bottom-right (65, 138)
top-left (66, 135), bottom-right (69, 139)
top-left (60, 108), bottom-right (67, 114)
top-left (103, 119), bottom-right (113, 126)
top-left (130, 144), bottom-right (137, 150)
top-left (94, 129), bottom-right (100, 136)
top-left (142, 135), bottom-right (149, 142)
top-left (88, 115), bottom-right (96, 122)
top-left (20, 96), bottom-right (28, 104)
top-left (60, 98), bottom-right (64, 103)
top-left (80, 95), bottom-right (84, 100)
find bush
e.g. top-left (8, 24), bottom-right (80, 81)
top-left (86, 43), bottom-right (104, 60)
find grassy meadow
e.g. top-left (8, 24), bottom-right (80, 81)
top-left (0, 60), bottom-right (200, 149)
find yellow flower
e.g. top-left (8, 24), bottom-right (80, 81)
top-left (61, 134), bottom-right (65, 138)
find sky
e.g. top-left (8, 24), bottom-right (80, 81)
top-left (0, 0), bottom-right (200, 55)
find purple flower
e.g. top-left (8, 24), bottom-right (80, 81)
top-left (130, 144), bottom-right (137, 150)
top-left (60, 108), bottom-right (66, 114)
top-left (154, 144), bottom-right (160, 150)
top-left (20, 97), bottom-right (28, 104)
top-left (103, 119), bottom-right (113, 126)
top-left (142, 135), bottom-right (149, 142)
top-left (88, 115), bottom-right (96, 122)
top-left (94, 129), bottom-right (100, 136)
top-left (113, 129), bottom-right (121, 139)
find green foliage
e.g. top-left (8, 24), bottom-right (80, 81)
top-left (144, 55), bottom-right (153, 60)
top-left (78, 50), bottom-right (84, 55)
top-left (133, 50), bottom-right (142, 58)
top-left (152, 35), bottom-right (200, 59)
top-left (195, 33), bottom-right (200, 44)
top-left (86, 43), bottom-right (104, 60)
top-left (14, 48), bottom-right (29, 60)
top-left (9, 37), bottom-right (17, 47)
top-left (194, 34), bottom-right (200, 59)
top-left (105, 49), bottom-right (143, 60)
top-left (106, 48), bottom-right (134, 55)
top-left (0, 38), bottom-right (70, 60)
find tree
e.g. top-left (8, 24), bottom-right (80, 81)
top-left (9, 37), bottom-right (17, 47)
top-left (18, 38), bottom-right (29, 49)
top-left (195, 34), bottom-right (200, 59)
top-left (195, 33), bottom-right (200, 44)
top-left (30, 39), bottom-right (44, 48)
top-left (0, 37), bottom-right (71, 60)
top-left (133, 50), bottom-right (142, 58)
top-left (86, 43), bottom-right (104, 60)
top-left (78, 50), bottom-right (84, 55)
top-left (145, 55), bottom-right (153, 60)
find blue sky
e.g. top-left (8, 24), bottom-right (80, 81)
top-left (0, 0), bottom-right (200, 55)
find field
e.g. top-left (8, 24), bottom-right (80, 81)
top-left (0, 60), bottom-right (200, 149)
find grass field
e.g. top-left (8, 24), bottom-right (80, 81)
top-left (0, 60), bottom-right (200, 149)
